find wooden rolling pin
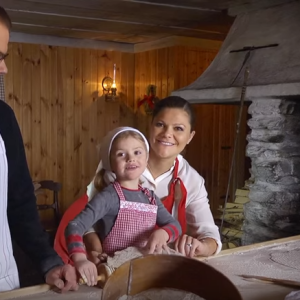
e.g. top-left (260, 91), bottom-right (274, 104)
top-left (79, 263), bottom-right (115, 288)
top-left (78, 274), bottom-right (104, 285)
top-left (0, 264), bottom-right (115, 300)
top-left (239, 274), bottom-right (300, 288)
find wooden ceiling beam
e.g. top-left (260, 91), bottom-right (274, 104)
top-left (2, 0), bottom-right (231, 29)
top-left (11, 22), bottom-right (226, 42)
top-left (3, 0), bottom-right (233, 44)
top-left (121, 0), bottom-right (222, 12)
top-left (7, 9), bottom-right (225, 35)
top-left (10, 31), bottom-right (135, 51)
top-left (8, 10), bottom-right (227, 39)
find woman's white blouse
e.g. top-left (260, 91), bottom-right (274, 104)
top-left (141, 155), bottom-right (222, 254)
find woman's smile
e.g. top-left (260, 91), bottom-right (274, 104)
top-left (156, 139), bottom-right (175, 146)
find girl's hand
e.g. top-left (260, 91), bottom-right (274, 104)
top-left (87, 250), bottom-right (108, 265)
top-left (146, 229), bottom-right (170, 254)
top-left (72, 253), bottom-right (98, 286)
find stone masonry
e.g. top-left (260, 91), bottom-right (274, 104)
top-left (242, 99), bottom-right (300, 245)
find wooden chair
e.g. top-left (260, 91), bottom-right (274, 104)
top-left (35, 180), bottom-right (62, 235)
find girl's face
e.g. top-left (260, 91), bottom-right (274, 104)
top-left (110, 135), bottom-right (148, 182)
top-left (149, 108), bottom-right (195, 160)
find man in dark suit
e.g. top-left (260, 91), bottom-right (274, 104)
top-left (0, 6), bottom-right (78, 292)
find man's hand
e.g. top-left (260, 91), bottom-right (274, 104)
top-left (45, 264), bottom-right (78, 292)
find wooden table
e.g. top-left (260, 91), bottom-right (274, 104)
top-left (1, 235), bottom-right (299, 300)
top-left (197, 235), bottom-right (300, 300)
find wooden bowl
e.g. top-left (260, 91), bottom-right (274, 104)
top-left (102, 254), bottom-right (243, 300)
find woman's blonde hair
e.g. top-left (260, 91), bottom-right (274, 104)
top-left (94, 130), bottom-right (148, 192)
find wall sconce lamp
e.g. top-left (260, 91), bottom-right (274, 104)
top-left (102, 64), bottom-right (118, 102)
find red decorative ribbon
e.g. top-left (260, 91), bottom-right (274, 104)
top-left (138, 94), bottom-right (155, 109)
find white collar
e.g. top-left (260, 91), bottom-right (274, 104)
top-left (142, 155), bottom-right (181, 186)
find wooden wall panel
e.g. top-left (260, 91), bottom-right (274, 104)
top-left (134, 47), bottom-right (176, 136)
top-left (5, 42), bottom-right (135, 213)
top-left (186, 104), bottom-right (249, 214)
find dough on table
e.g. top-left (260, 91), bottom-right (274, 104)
top-left (107, 246), bottom-right (181, 269)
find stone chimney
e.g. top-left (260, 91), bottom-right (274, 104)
top-left (172, 1), bottom-right (300, 245)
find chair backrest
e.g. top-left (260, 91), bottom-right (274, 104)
top-left (35, 180), bottom-right (62, 226)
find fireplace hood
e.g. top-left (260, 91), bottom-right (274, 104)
top-left (172, 1), bottom-right (300, 103)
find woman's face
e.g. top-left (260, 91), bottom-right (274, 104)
top-left (149, 108), bottom-right (195, 160)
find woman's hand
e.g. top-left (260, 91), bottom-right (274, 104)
top-left (145, 228), bottom-right (170, 254)
top-left (72, 253), bottom-right (98, 286)
top-left (175, 234), bottom-right (218, 257)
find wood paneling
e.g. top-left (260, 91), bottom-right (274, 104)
top-left (5, 42), bottom-right (135, 213)
top-left (134, 45), bottom-right (249, 212)
top-left (134, 46), bottom-right (219, 134)
top-left (134, 47), bottom-right (176, 136)
top-left (186, 103), bottom-right (249, 214)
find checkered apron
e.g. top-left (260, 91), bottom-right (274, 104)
top-left (102, 181), bottom-right (158, 255)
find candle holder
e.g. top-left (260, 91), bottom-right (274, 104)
top-left (102, 76), bottom-right (118, 102)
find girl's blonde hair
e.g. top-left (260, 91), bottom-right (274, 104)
top-left (94, 130), bottom-right (148, 192)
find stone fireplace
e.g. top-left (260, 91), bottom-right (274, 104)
top-left (244, 99), bottom-right (300, 244)
top-left (172, 1), bottom-right (300, 245)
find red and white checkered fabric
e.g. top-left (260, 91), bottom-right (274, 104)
top-left (102, 181), bottom-right (157, 255)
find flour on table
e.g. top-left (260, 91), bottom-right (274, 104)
top-left (107, 246), bottom-right (181, 269)
top-left (201, 239), bottom-right (300, 300)
top-left (270, 249), bottom-right (300, 271)
top-left (285, 290), bottom-right (300, 300)
top-left (118, 288), bottom-right (205, 300)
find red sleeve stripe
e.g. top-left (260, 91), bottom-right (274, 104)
top-left (66, 234), bottom-right (83, 244)
top-left (69, 247), bottom-right (86, 256)
top-left (169, 224), bottom-right (179, 238)
top-left (162, 224), bottom-right (180, 242)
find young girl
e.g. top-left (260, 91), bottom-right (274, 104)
top-left (65, 127), bottom-right (181, 286)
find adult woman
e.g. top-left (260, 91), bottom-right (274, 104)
top-left (55, 96), bottom-right (221, 264)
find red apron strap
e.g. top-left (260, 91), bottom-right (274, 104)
top-left (162, 158), bottom-right (187, 234)
top-left (54, 193), bottom-right (89, 265)
top-left (163, 158), bottom-right (180, 213)
top-left (175, 178), bottom-right (187, 234)
top-left (139, 185), bottom-right (157, 205)
top-left (114, 181), bottom-right (156, 205)
top-left (113, 181), bottom-right (126, 201)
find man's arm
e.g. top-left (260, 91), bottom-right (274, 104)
top-left (0, 102), bottom-right (63, 276)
